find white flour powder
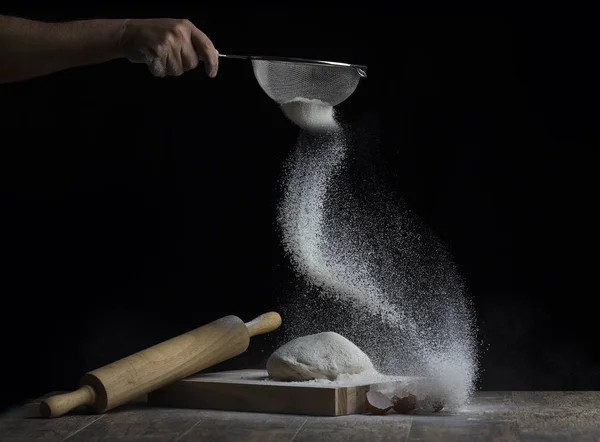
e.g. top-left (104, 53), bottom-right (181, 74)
top-left (276, 106), bottom-right (480, 410)
top-left (281, 97), bottom-right (338, 132)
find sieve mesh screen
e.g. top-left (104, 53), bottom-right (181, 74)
top-left (251, 59), bottom-right (363, 106)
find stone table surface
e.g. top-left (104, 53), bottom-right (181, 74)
top-left (1, 391), bottom-right (599, 441)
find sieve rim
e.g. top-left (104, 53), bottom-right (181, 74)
top-left (219, 53), bottom-right (368, 77)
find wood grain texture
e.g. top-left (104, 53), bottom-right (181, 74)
top-left (177, 410), bottom-right (307, 442)
top-left (246, 312), bottom-right (282, 337)
top-left (62, 405), bottom-right (205, 442)
top-left (407, 414), bottom-right (521, 442)
top-left (40, 313), bottom-right (281, 418)
top-left (147, 369), bottom-right (417, 416)
top-left (295, 414), bottom-right (412, 442)
top-left (3, 391), bottom-right (600, 441)
top-left (0, 394), bottom-right (104, 442)
top-left (39, 386), bottom-right (96, 419)
top-left (511, 391), bottom-right (600, 441)
top-left (405, 391), bottom-right (520, 442)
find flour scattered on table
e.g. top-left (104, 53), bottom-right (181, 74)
top-left (275, 100), bottom-right (480, 410)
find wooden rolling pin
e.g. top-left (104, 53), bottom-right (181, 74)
top-left (40, 311), bottom-right (282, 418)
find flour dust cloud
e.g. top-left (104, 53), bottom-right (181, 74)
top-left (275, 105), bottom-right (480, 410)
top-left (281, 98), bottom-right (338, 132)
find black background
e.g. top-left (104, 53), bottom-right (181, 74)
top-left (1, 2), bottom-right (598, 411)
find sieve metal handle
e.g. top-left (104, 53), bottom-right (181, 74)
top-left (218, 53), bottom-right (249, 60)
top-left (218, 53), bottom-right (368, 78)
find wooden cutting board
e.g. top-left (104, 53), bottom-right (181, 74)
top-left (147, 369), bottom-right (420, 416)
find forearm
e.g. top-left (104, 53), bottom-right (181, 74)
top-left (0, 15), bottom-right (127, 83)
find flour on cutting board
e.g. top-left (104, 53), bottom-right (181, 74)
top-left (196, 369), bottom-right (405, 387)
top-left (276, 92), bottom-right (480, 411)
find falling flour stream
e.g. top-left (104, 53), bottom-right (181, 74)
top-left (276, 102), bottom-right (480, 409)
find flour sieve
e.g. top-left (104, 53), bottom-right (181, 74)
top-left (219, 54), bottom-right (368, 107)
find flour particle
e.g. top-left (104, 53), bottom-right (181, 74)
top-left (276, 105), bottom-right (480, 410)
top-left (281, 97), bottom-right (338, 133)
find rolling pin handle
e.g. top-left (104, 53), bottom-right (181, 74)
top-left (39, 385), bottom-right (97, 418)
top-left (245, 312), bottom-right (282, 337)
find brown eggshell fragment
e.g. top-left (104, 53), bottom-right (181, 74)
top-left (366, 390), bottom-right (393, 415)
top-left (391, 393), bottom-right (417, 414)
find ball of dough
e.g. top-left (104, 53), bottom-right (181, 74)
top-left (266, 332), bottom-right (374, 381)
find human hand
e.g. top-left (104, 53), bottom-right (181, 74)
top-left (118, 18), bottom-right (218, 78)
